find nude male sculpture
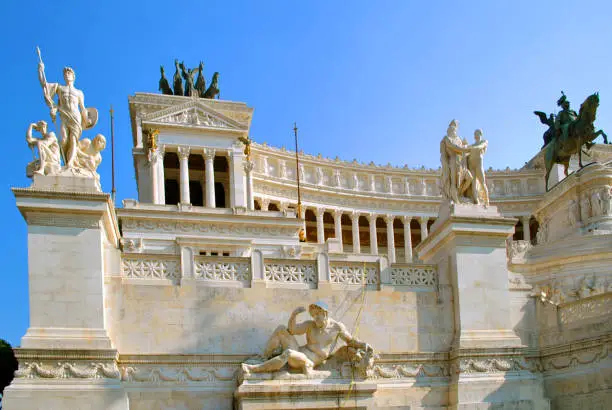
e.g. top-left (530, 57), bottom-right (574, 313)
top-left (466, 129), bottom-right (490, 206)
top-left (242, 301), bottom-right (372, 375)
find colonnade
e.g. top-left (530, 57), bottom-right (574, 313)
top-left (293, 206), bottom-right (432, 263)
top-left (256, 198), bottom-right (536, 261)
top-left (148, 145), bottom-right (254, 209)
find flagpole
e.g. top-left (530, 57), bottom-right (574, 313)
top-left (294, 122), bottom-right (306, 242)
top-left (293, 122), bottom-right (302, 217)
top-left (110, 105), bottom-right (116, 203)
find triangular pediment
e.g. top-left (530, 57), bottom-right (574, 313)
top-left (143, 100), bottom-right (246, 131)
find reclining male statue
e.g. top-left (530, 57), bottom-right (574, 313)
top-left (241, 301), bottom-right (374, 376)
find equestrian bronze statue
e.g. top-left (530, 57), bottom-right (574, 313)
top-left (536, 92), bottom-right (608, 190)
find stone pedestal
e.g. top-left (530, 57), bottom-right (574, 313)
top-left (235, 380), bottom-right (377, 409)
top-left (417, 201), bottom-right (549, 409)
top-left (5, 175), bottom-right (128, 410)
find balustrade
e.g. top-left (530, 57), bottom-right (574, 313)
top-left (121, 256), bottom-right (180, 280)
top-left (194, 256), bottom-right (251, 285)
top-left (263, 259), bottom-right (317, 287)
top-left (119, 252), bottom-right (438, 291)
top-left (329, 261), bottom-right (379, 287)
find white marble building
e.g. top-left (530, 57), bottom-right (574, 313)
top-left (4, 92), bottom-right (612, 409)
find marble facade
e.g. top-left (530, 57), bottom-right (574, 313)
top-left (5, 91), bottom-right (612, 409)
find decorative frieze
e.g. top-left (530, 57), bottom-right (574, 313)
top-left (453, 357), bottom-right (540, 374)
top-left (122, 365), bottom-right (236, 383)
top-left (16, 361), bottom-right (121, 380)
top-left (559, 294), bottom-right (612, 324)
top-left (122, 218), bottom-right (299, 238)
top-left (542, 341), bottom-right (610, 372)
top-left (530, 275), bottom-right (611, 306)
top-left (372, 363), bottom-right (449, 378)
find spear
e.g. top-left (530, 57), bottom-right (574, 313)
top-left (36, 46), bottom-right (56, 124)
top-left (36, 46), bottom-right (66, 164)
top-left (293, 123), bottom-right (302, 216)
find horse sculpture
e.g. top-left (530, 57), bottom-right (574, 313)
top-left (544, 93), bottom-right (608, 190)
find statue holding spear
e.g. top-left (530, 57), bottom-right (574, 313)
top-left (36, 47), bottom-right (98, 169)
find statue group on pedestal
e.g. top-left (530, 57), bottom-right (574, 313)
top-left (535, 92), bottom-right (608, 190)
top-left (159, 59), bottom-right (220, 99)
top-left (26, 48), bottom-right (105, 179)
top-left (241, 301), bottom-right (375, 380)
top-left (440, 120), bottom-right (490, 206)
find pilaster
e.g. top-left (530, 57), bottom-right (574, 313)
top-left (416, 201), bottom-right (548, 409)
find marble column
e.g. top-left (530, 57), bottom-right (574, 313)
top-left (385, 215), bottom-right (396, 264)
top-left (204, 148), bottom-right (216, 208)
top-left (368, 214), bottom-right (378, 255)
top-left (148, 146), bottom-right (165, 204)
top-left (522, 216), bottom-right (531, 242)
top-left (315, 208), bottom-right (325, 244)
top-left (351, 212), bottom-right (361, 254)
top-left (403, 216), bottom-right (413, 263)
top-left (420, 216), bottom-right (429, 241)
top-left (244, 160), bottom-right (254, 211)
top-left (178, 146), bottom-right (190, 205)
top-left (333, 209), bottom-right (343, 250)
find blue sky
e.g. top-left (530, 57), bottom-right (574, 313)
top-left (1, 1), bottom-right (612, 346)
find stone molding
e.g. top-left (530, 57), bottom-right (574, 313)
top-left (121, 217), bottom-right (300, 238)
top-left (12, 339), bottom-right (608, 384)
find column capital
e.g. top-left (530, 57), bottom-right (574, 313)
top-left (521, 215), bottom-right (531, 223)
top-left (419, 216), bottom-right (429, 224)
top-left (148, 145), bottom-right (165, 163)
top-left (243, 160), bottom-right (254, 173)
top-left (402, 215), bottom-right (413, 224)
top-left (350, 210), bottom-right (361, 220)
top-left (177, 146), bottom-right (190, 160)
top-left (384, 214), bottom-right (395, 224)
top-left (204, 148), bottom-right (216, 161)
top-left (333, 209), bottom-right (343, 219)
top-left (314, 207), bottom-right (325, 218)
top-left (366, 213), bottom-right (378, 223)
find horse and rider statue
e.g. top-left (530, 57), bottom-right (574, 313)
top-left (535, 92), bottom-right (608, 190)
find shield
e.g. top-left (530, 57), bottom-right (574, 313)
top-left (84, 107), bottom-right (98, 130)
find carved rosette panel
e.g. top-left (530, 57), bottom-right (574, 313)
top-left (389, 265), bottom-right (437, 287)
top-left (121, 257), bottom-right (180, 279)
top-left (329, 263), bottom-right (379, 285)
top-left (264, 261), bottom-right (317, 286)
top-left (194, 257), bottom-right (251, 284)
